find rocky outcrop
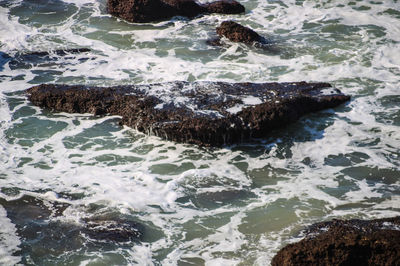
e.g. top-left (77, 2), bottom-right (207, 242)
top-left (107, 0), bottom-right (245, 23)
top-left (27, 81), bottom-right (349, 146)
top-left (203, 0), bottom-right (245, 14)
top-left (216, 21), bottom-right (265, 44)
top-left (272, 217), bottom-right (400, 266)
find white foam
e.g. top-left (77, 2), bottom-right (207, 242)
top-left (0, 6), bottom-right (37, 52)
top-left (226, 104), bottom-right (245, 114)
top-left (242, 95), bottom-right (263, 105)
top-left (0, 206), bottom-right (21, 265)
top-left (225, 95), bottom-right (264, 114)
top-left (1, 0), bottom-right (400, 264)
top-left (345, 179), bottom-right (383, 202)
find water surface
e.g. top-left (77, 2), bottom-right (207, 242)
top-left (0, 0), bottom-right (399, 264)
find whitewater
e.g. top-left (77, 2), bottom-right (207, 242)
top-left (0, 0), bottom-right (399, 264)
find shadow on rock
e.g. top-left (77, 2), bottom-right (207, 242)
top-left (107, 0), bottom-right (245, 23)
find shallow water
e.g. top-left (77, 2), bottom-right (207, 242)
top-left (0, 0), bottom-right (399, 265)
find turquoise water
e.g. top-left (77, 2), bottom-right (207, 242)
top-left (0, 0), bottom-right (399, 265)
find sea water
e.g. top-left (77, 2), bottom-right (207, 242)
top-left (0, 0), bottom-right (399, 265)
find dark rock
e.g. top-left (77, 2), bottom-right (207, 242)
top-left (163, 0), bottom-right (205, 17)
top-left (204, 0), bottom-right (245, 14)
top-left (27, 81), bottom-right (350, 146)
top-left (107, 0), bottom-right (177, 23)
top-left (107, 0), bottom-right (244, 23)
top-left (272, 216), bottom-right (400, 266)
top-left (216, 20), bottom-right (266, 44)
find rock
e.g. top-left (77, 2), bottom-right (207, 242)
top-left (107, 0), bottom-right (245, 23)
top-left (216, 20), bottom-right (265, 44)
top-left (272, 216), bottom-right (400, 266)
top-left (204, 0), bottom-right (245, 14)
top-left (27, 81), bottom-right (350, 146)
top-left (107, 0), bottom-right (178, 23)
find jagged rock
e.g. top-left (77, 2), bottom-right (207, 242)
top-left (107, 0), bottom-right (245, 23)
top-left (216, 20), bottom-right (265, 44)
top-left (27, 81), bottom-right (349, 146)
top-left (272, 216), bottom-right (400, 266)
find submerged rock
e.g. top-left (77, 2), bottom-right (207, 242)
top-left (27, 81), bottom-right (349, 146)
top-left (107, 0), bottom-right (245, 23)
top-left (272, 216), bottom-right (400, 266)
top-left (20, 48), bottom-right (91, 57)
top-left (5, 48), bottom-right (92, 70)
top-left (0, 194), bottom-right (143, 258)
top-left (216, 21), bottom-right (266, 44)
top-left (0, 195), bottom-right (69, 225)
top-left (82, 218), bottom-right (143, 242)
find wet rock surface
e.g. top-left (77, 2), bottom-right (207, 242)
top-left (272, 216), bottom-right (400, 266)
top-left (107, 0), bottom-right (245, 23)
top-left (27, 81), bottom-right (349, 146)
top-left (216, 21), bottom-right (266, 44)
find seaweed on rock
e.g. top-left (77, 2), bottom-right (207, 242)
top-left (27, 81), bottom-right (350, 146)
